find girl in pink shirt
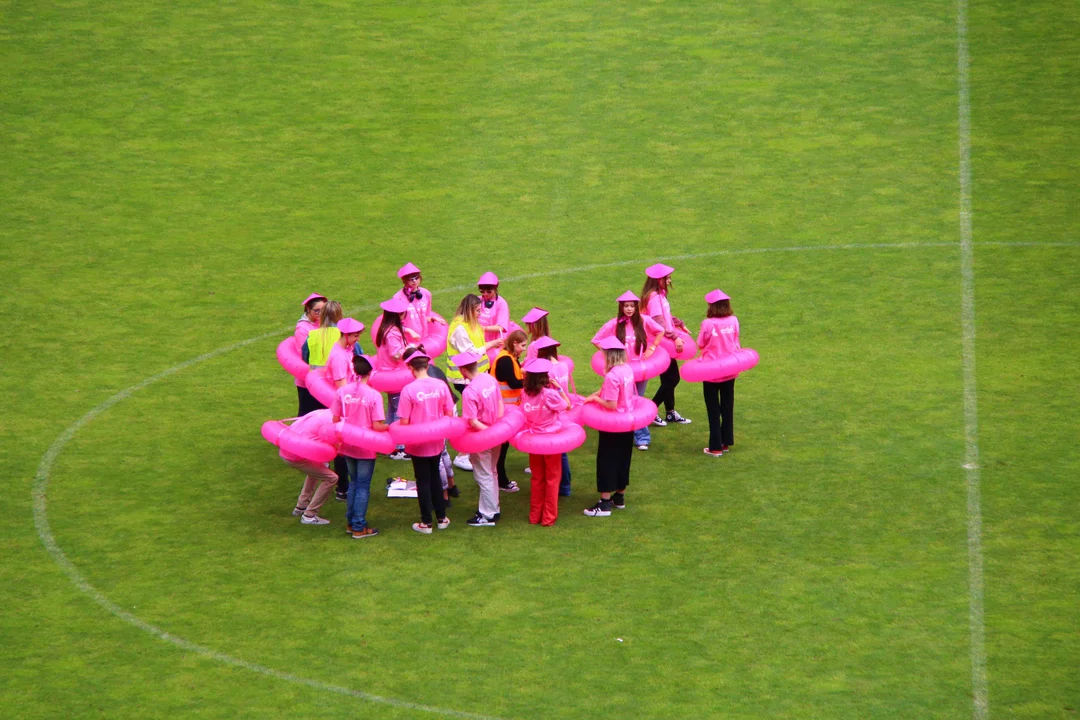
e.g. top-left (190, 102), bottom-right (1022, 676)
top-left (393, 262), bottom-right (444, 344)
top-left (582, 338), bottom-right (637, 517)
top-left (456, 351), bottom-right (504, 526)
top-left (375, 299), bottom-right (412, 460)
top-left (476, 272), bottom-right (511, 361)
top-left (520, 358), bottom-right (572, 526)
top-left (282, 409), bottom-right (339, 526)
top-left (522, 307), bottom-right (552, 364)
top-left (294, 293), bottom-right (326, 414)
top-left (698, 290), bottom-right (741, 457)
top-left (398, 353), bottom-right (457, 533)
top-left (641, 264), bottom-right (692, 426)
top-left (325, 318), bottom-right (365, 389)
top-left (330, 355), bottom-right (388, 538)
top-left (533, 337), bottom-right (574, 497)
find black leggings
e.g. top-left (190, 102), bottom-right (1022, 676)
top-left (497, 442), bottom-right (511, 487)
top-left (596, 431), bottom-right (634, 494)
top-left (703, 379), bottom-right (735, 450)
top-left (651, 357), bottom-right (681, 414)
top-left (412, 454), bottom-right (447, 525)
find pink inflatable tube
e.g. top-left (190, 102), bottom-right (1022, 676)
top-left (580, 396), bottom-right (658, 433)
top-left (277, 338), bottom-right (309, 385)
top-left (305, 368), bottom-right (339, 408)
top-left (388, 417), bottom-right (467, 446)
top-left (590, 347), bottom-right (671, 383)
top-left (277, 425), bottom-right (337, 464)
top-left (261, 419), bottom-right (291, 447)
top-left (319, 421), bottom-right (396, 456)
top-left (450, 405), bottom-right (526, 454)
top-left (659, 329), bottom-right (697, 360)
top-left (369, 366), bottom-right (413, 394)
top-left (370, 314), bottom-right (449, 359)
top-left (510, 422), bottom-right (587, 455)
top-left (564, 393), bottom-right (586, 426)
top-left (679, 348), bottom-right (760, 383)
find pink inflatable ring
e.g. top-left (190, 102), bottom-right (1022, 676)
top-left (450, 405), bottom-right (526, 454)
top-left (319, 421), bottom-right (396, 456)
top-left (510, 423), bottom-right (587, 455)
top-left (304, 367), bottom-right (339, 408)
top-left (370, 314), bottom-right (449, 359)
top-left (261, 419), bottom-right (291, 447)
top-left (564, 393), bottom-right (586, 426)
top-left (679, 349), bottom-right (759, 383)
top-left (388, 417), bottom-right (467, 446)
top-left (590, 347), bottom-right (671, 383)
top-left (580, 396), bottom-right (657, 433)
top-left (276, 338), bottom-right (309, 385)
top-left (369, 366), bottom-right (414, 394)
top-left (659, 329), bottom-right (697, 360)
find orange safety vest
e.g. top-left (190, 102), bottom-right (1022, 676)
top-left (489, 350), bottom-right (522, 404)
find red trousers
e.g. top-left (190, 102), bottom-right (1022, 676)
top-left (529, 453), bottom-right (561, 526)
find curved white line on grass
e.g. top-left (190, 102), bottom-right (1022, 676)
top-left (31, 240), bottom-right (1077, 716)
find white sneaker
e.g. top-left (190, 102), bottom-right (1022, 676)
top-left (651, 414), bottom-right (668, 427)
top-left (412, 522), bottom-right (433, 535)
top-left (453, 454), bottom-right (473, 471)
top-left (636, 444), bottom-right (649, 451)
top-left (437, 517), bottom-right (451, 530)
top-left (524, 467), bottom-right (532, 475)
top-left (300, 514), bottom-right (330, 525)
top-left (500, 481), bottom-right (520, 493)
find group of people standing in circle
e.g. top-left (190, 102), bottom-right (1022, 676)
top-left (276, 260), bottom-right (743, 538)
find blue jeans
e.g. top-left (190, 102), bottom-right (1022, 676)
top-left (559, 453), bottom-right (572, 496)
top-left (345, 457), bottom-right (376, 530)
top-left (634, 379), bottom-right (651, 446)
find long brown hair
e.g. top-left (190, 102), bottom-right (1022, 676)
top-left (537, 345), bottom-right (559, 361)
top-left (376, 310), bottom-right (404, 347)
top-left (523, 371), bottom-right (548, 396)
top-left (614, 302), bottom-right (647, 355)
top-left (526, 315), bottom-right (550, 340)
top-left (505, 329), bottom-right (527, 357)
top-left (707, 299), bottom-right (733, 318)
top-left (639, 276), bottom-right (668, 315)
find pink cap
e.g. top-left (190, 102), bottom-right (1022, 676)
top-left (407, 351), bottom-right (431, 363)
top-left (530, 336), bottom-right (560, 351)
top-left (616, 290), bottom-right (640, 303)
top-left (338, 318), bottom-right (365, 334)
top-left (380, 298), bottom-right (409, 313)
top-left (397, 262), bottom-right (421, 279)
top-left (522, 358), bottom-right (553, 374)
top-left (521, 307), bottom-right (549, 324)
top-left (451, 351), bottom-right (483, 367)
top-left (477, 271), bottom-right (499, 286)
top-left (645, 263), bottom-right (675, 279)
top-left (301, 293), bottom-right (326, 307)
top-left (597, 336), bottom-right (626, 351)
top-left (705, 289), bottom-right (730, 303)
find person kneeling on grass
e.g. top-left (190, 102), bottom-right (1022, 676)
top-left (398, 351), bottom-right (456, 535)
top-left (331, 354), bottom-right (388, 539)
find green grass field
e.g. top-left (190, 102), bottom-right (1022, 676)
top-left (2, 1), bottom-right (1077, 718)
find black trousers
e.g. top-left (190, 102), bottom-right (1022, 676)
top-left (412, 454), bottom-right (447, 525)
top-left (596, 431), bottom-right (634, 493)
top-left (651, 357), bottom-right (681, 414)
top-left (703, 379), bottom-right (735, 450)
top-left (303, 385), bottom-right (349, 495)
top-left (297, 385), bottom-right (321, 417)
top-left (497, 442), bottom-right (511, 487)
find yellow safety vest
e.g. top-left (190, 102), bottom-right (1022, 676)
top-left (307, 327), bottom-right (341, 367)
top-left (445, 319), bottom-right (490, 380)
top-left (489, 350), bottom-right (522, 404)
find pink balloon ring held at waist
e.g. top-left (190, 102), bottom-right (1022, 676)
top-left (564, 393), bottom-right (586, 426)
top-left (510, 422), bottom-right (587, 455)
top-left (304, 367), bottom-right (339, 408)
top-left (590, 346), bottom-right (671, 382)
top-left (276, 337), bottom-right (309, 385)
top-left (388, 416), bottom-right (467, 446)
top-left (659, 329), bottom-right (697, 360)
top-left (450, 405), bottom-right (526, 454)
top-left (265, 419), bottom-right (338, 464)
top-left (580, 396), bottom-right (658, 433)
top-left (261, 419), bottom-right (291, 447)
top-left (318, 421), bottom-right (396, 457)
top-left (370, 314), bottom-right (449, 359)
top-left (368, 366), bottom-right (413, 394)
top-left (679, 348), bottom-right (759, 383)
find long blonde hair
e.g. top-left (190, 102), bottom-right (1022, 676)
top-left (311, 300), bottom-right (343, 359)
top-left (454, 294), bottom-right (482, 329)
top-left (604, 348), bottom-right (627, 372)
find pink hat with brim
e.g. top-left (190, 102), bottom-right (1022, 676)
top-left (597, 336), bottom-right (626, 351)
top-left (616, 290), bottom-right (640, 303)
top-left (302, 293), bottom-right (327, 307)
top-left (380, 298), bottom-right (409, 313)
top-left (338, 318), bottom-right (365, 334)
top-left (705, 289), bottom-right (730, 304)
top-left (407, 352), bottom-right (431, 363)
top-left (522, 358), bottom-right (553, 374)
top-left (397, 262), bottom-right (421, 279)
top-left (521, 307), bottom-right (549, 324)
top-left (530, 336), bottom-right (560, 351)
top-left (451, 351), bottom-right (483, 367)
top-left (645, 263), bottom-right (675, 279)
top-left (477, 272), bottom-right (499, 286)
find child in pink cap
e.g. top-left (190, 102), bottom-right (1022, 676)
top-left (398, 352), bottom-right (457, 534)
top-left (522, 307), bottom-right (551, 364)
top-left (698, 290), bottom-right (741, 457)
top-left (520, 358), bottom-right (573, 526)
top-left (531, 336), bottom-right (574, 497)
top-left (455, 351), bottom-right (504, 526)
top-left (325, 318), bottom-right (365, 389)
top-left (592, 291), bottom-right (665, 451)
top-left (375, 298), bottom-right (412, 460)
top-left (283, 409), bottom-right (339, 525)
top-left (476, 272), bottom-right (510, 363)
top-left (393, 262), bottom-right (444, 344)
top-left (293, 293), bottom-right (326, 414)
top-left (331, 354), bottom-right (388, 538)
top-left (641, 263), bottom-right (692, 427)
top-left (582, 337), bottom-right (637, 517)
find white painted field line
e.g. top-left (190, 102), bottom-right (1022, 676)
top-left (956, 0), bottom-right (989, 717)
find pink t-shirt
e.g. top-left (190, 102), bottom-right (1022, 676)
top-left (325, 343), bottom-right (355, 386)
top-left (461, 372), bottom-right (502, 426)
top-left (698, 316), bottom-right (741, 381)
top-left (393, 287), bottom-right (432, 342)
top-left (520, 387), bottom-right (566, 435)
top-left (398, 375), bottom-right (456, 457)
top-left (330, 380), bottom-right (386, 459)
top-left (549, 358), bottom-right (572, 394)
top-left (645, 292), bottom-right (674, 333)
top-left (477, 296), bottom-right (510, 344)
top-left (599, 364), bottom-right (636, 412)
top-left (279, 409), bottom-right (333, 463)
top-left (375, 326), bottom-right (406, 371)
top-left (293, 319), bottom-right (318, 386)
top-left (524, 335), bottom-right (549, 364)
top-left (591, 316), bottom-right (664, 360)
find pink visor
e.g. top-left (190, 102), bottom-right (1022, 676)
top-left (705, 289), bottom-right (730, 303)
top-left (522, 358), bottom-right (553, 374)
top-left (597, 336), bottom-right (626, 351)
top-left (530, 336), bottom-right (560, 351)
top-left (521, 307), bottom-right (549, 324)
top-left (645, 263), bottom-right (675, 279)
top-left (477, 271), bottom-right (499, 286)
top-left (338, 318), bottom-right (364, 334)
top-left (406, 352), bottom-right (431, 363)
top-left (380, 298), bottom-right (408, 313)
top-left (451, 351), bottom-right (483, 367)
top-left (616, 290), bottom-right (640, 303)
top-left (398, 262), bottom-right (421, 279)
top-left (301, 293), bottom-right (326, 307)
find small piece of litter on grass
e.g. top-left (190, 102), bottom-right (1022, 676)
top-left (616, 638), bottom-right (623, 643)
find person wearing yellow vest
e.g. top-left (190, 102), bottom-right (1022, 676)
top-left (300, 300), bottom-right (349, 501)
top-left (446, 294), bottom-right (504, 472)
top-left (491, 329), bottom-right (527, 492)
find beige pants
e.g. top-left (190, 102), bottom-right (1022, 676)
top-left (287, 459), bottom-right (338, 516)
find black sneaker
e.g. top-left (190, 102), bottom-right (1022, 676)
top-left (611, 493), bottom-right (626, 510)
top-left (583, 500), bottom-right (613, 517)
top-left (467, 512), bottom-right (496, 527)
top-left (492, 512), bottom-right (501, 522)
top-left (666, 410), bottom-right (692, 424)
top-left (335, 490), bottom-right (348, 502)
top-left (448, 485), bottom-right (460, 498)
